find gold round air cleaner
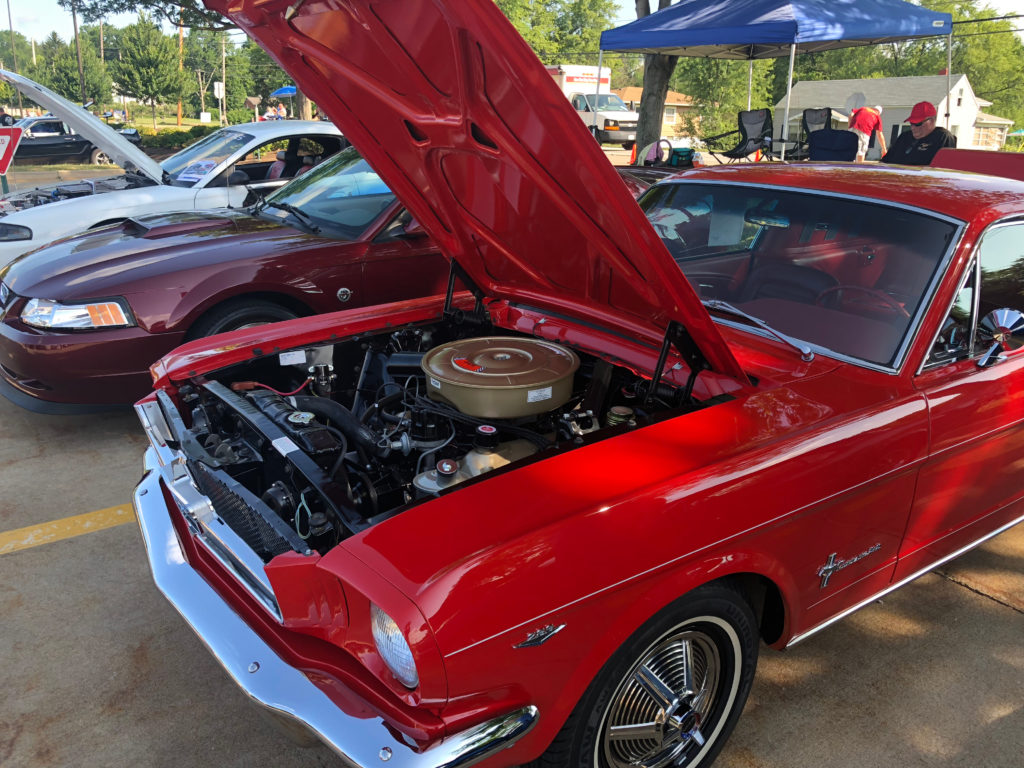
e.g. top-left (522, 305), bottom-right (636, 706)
top-left (421, 337), bottom-right (580, 419)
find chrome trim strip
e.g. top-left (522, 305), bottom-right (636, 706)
top-left (134, 448), bottom-right (539, 768)
top-left (786, 509), bottom-right (1024, 647)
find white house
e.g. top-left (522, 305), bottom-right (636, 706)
top-left (773, 74), bottom-right (1013, 159)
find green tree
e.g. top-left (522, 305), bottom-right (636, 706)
top-left (675, 58), bottom-right (773, 140)
top-left (38, 39), bottom-right (111, 106)
top-left (113, 15), bottom-right (186, 130)
top-left (242, 39), bottom-right (290, 112)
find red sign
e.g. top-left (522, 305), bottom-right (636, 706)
top-left (0, 127), bottom-right (23, 175)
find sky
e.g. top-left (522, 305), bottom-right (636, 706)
top-left (4, 0), bottom-right (1022, 49)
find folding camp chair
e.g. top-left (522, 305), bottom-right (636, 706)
top-left (807, 128), bottom-right (858, 161)
top-left (788, 107), bottom-right (832, 160)
top-left (704, 109), bottom-right (773, 164)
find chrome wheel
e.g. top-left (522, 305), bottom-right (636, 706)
top-left (597, 617), bottom-right (740, 768)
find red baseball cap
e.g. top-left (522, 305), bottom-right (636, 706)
top-left (907, 101), bottom-right (937, 124)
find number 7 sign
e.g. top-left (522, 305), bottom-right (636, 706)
top-left (0, 127), bottom-right (23, 175)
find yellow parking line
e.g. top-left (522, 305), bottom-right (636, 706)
top-left (0, 505), bottom-right (135, 556)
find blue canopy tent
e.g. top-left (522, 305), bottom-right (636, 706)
top-left (600, 0), bottom-right (952, 158)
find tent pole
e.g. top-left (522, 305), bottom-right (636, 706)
top-left (592, 49), bottom-right (604, 135)
top-left (780, 43), bottom-right (795, 161)
top-left (945, 33), bottom-right (952, 129)
top-left (747, 60), bottom-right (753, 110)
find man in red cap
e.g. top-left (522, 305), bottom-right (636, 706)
top-left (881, 101), bottom-right (956, 165)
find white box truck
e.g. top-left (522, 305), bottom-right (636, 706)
top-left (545, 64), bottom-right (639, 148)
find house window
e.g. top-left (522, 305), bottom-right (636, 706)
top-left (664, 106), bottom-right (677, 123)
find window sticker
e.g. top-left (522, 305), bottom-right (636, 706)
top-left (176, 160), bottom-right (219, 182)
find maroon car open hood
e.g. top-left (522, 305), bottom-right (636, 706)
top-left (208, 0), bottom-right (745, 382)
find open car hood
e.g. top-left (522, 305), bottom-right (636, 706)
top-left (207, 0), bottom-right (744, 381)
top-left (0, 69), bottom-right (165, 185)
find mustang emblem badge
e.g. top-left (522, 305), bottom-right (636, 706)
top-left (513, 624), bottom-right (566, 648)
top-left (817, 543), bottom-right (882, 588)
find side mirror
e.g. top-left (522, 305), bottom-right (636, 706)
top-left (397, 217), bottom-right (427, 239)
top-left (227, 170), bottom-right (250, 186)
top-left (977, 308), bottom-right (1024, 368)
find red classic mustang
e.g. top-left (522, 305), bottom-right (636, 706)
top-left (132, 2), bottom-right (1024, 768)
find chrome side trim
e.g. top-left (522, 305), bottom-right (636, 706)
top-left (133, 450), bottom-right (539, 768)
top-left (787, 509), bottom-right (1024, 647)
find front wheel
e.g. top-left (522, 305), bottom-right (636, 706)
top-left (90, 148), bottom-right (111, 165)
top-left (530, 584), bottom-right (758, 768)
top-left (188, 299), bottom-right (299, 340)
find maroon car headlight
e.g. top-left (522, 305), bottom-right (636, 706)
top-left (21, 297), bottom-right (135, 330)
top-left (371, 603), bottom-right (420, 689)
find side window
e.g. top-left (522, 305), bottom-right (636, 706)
top-left (928, 223), bottom-right (1024, 366)
top-left (977, 224), bottom-right (1024, 317)
top-left (33, 121), bottom-right (63, 136)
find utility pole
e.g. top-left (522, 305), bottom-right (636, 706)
top-left (71, 1), bottom-right (86, 105)
top-left (5, 0), bottom-right (23, 112)
top-left (220, 33), bottom-right (227, 125)
top-left (177, 10), bottom-right (183, 126)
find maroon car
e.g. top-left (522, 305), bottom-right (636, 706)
top-left (0, 148), bottom-right (666, 413)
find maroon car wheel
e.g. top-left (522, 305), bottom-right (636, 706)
top-left (529, 584), bottom-right (758, 768)
top-left (189, 299), bottom-right (299, 339)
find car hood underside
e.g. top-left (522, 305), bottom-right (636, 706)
top-left (205, 0), bottom-right (746, 384)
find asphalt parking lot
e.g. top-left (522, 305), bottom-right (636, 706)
top-left (0, 388), bottom-right (1021, 767)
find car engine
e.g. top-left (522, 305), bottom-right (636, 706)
top-left (0, 173), bottom-right (156, 214)
top-left (164, 317), bottom-right (705, 559)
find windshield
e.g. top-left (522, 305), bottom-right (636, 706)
top-left (160, 129), bottom-right (252, 187)
top-left (641, 182), bottom-right (958, 367)
top-left (259, 146), bottom-right (396, 239)
top-left (584, 94), bottom-right (630, 112)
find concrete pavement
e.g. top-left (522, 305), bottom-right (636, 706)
top-left (0, 387), bottom-right (1020, 767)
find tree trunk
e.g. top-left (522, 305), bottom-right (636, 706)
top-left (152, 101), bottom-right (158, 132)
top-left (632, 0), bottom-right (677, 164)
top-left (296, 90), bottom-right (313, 121)
top-left (634, 53), bottom-right (677, 163)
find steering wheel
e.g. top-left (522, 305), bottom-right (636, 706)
top-left (816, 285), bottom-right (910, 319)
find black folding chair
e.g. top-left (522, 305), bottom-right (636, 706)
top-left (704, 109), bottom-right (773, 164)
top-left (788, 107), bottom-right (832, 160)
top-left (807, 128), bottom-right (859, 161)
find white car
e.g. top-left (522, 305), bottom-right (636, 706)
top-left (0, 69), bottom-right (345, 266)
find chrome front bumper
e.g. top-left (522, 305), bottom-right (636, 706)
top-left (134, 441), bottom-right (538, 768)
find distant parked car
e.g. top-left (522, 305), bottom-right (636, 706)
top-left (0, 145), bottom-right (669, 413)
top-left (0, 69), bottom-right (346, 267)
top-left (13, 113), bottom-right (142, 165)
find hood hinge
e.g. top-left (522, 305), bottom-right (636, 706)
top-left (646, 320), bottom-right (709, 407)
top-left (443, 259), bottom-right (488, 324)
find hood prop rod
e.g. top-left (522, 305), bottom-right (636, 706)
top-left (443, 260), bottom-right (487, 324)
top-left (645, 320), bottom-right (708, 408)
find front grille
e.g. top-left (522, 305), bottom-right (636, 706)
top-left (189, 461), bottom-right (294, 561)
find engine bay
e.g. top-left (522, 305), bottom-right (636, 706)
top-left (0, 173), bottom-right (155, 214)
top-left (166, 315), bottom-right (715, 559)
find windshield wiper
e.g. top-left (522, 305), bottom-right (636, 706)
top-left (265, 201), bottom-right (321, 234)
top-left (702, 299), bottom-right (814, 362)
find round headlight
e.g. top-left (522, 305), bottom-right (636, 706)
top-left (371, 604), bottom-right (419, 689)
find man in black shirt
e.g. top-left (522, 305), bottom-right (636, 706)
top-left (0, 108), bottom-right (14, 127)
top-left (881, 101), bottom-right (956, 165)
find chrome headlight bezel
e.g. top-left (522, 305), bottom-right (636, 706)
top-left (370, 603), bottom-right (420, 689)
top-left (21, 297), bottom-right (136, 330)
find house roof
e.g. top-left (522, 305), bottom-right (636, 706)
top-left (773, 74), bottom-right (969, 113)
top-left (976, 111), bottom-right (1014, 126)
top-left (614, 86), bottom-right (694, 106)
